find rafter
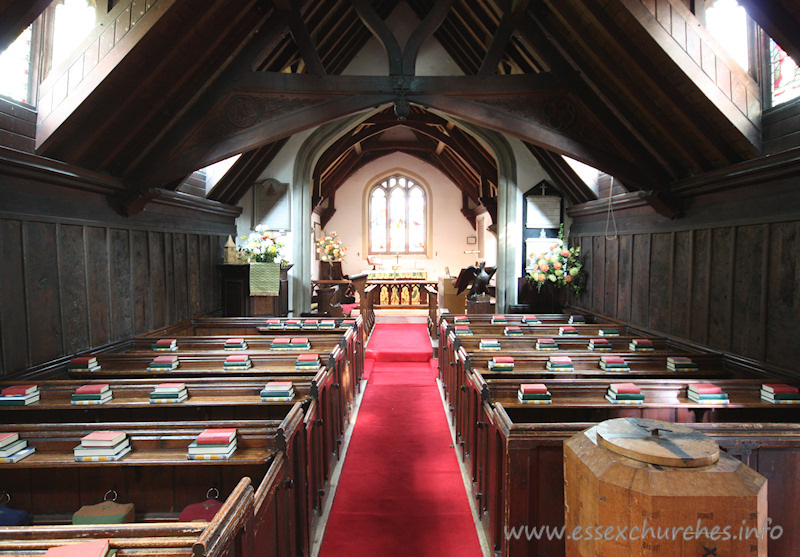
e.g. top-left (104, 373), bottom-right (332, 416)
top-left (275, 1), bottom-right (326, 76)
top-left (478, 0), bottom-right (530, 77)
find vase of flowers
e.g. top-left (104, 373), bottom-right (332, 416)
top-left (239, 226), bottom-right (285, 263)
top-left (526, 225), bottom-right (585, 295)
top-left (316, 231), bottom-right (347, 280)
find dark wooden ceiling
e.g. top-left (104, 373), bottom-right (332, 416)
top-left (4, 0), bottom-right (800, 216)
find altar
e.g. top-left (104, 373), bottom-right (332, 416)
top-left (364, 270), bottom-right (433, 307)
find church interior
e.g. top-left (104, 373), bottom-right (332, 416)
top-left (1, 0), bottom-right (799, 555)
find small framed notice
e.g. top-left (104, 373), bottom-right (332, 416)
top-left (252, 179), bottom-right (290, 231)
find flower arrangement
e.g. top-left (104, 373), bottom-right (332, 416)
top-left (239, 225), bottom-right (285, 263)
top-left (527, 225), bottom-right (585, 294)
top-left (316, 231), bottom-right (347, 262)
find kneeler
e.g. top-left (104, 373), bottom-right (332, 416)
top-left (179, 487), bottom-right (223, 522)
top-left (73, 490), bottom-right (134, 525)
top-left (0, 491), bottom-right (29, 526)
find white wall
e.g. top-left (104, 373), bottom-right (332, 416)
top-left (322, 152), bottom-right (494, 281)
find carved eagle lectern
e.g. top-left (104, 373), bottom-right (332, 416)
top-left (455, 262), bottom-right (497, 299)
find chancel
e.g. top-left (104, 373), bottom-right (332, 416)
top-left (1, 0), bottom-right (799, 555)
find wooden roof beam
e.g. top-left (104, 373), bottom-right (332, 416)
top-left (275, 0), bottom-right (326, 75)
top-left (478, 0), bottom-right (530, 76)
top-left (738, 0), bottom-right (800, 64)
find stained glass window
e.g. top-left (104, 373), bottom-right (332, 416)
top-left (368, 174), bottom-right (426, 254)
top-left (770, 41), bottom-right (800, 106)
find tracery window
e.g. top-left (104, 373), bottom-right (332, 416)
top-left (368, 175), bottom-right (426, 254)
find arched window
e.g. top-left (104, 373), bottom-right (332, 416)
top-left (368, 174), bottom-right (426, 254)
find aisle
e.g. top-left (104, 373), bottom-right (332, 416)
top-left (318, 323), bottom-right (483, 557)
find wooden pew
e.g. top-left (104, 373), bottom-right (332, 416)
top-left (484, 414), bottom-right (800, 557)
top-left (0, 475), bottom-right (255, 556)
top-left (0, 413), bottom-right (306, 556)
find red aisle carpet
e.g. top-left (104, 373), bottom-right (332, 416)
top-left (364, 323), bottom-right (433, 361)
top-left (319, 324), bottom-right (482, 557)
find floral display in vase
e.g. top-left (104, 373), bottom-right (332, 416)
top-left (526, 225), bottom-right (585, 294)
top-left (239, 225), bottom-right (286, 264)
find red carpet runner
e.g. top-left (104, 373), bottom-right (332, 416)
top-left (364, 323), bottom-right (433, 362)
top-left (319, 323), bottom-right (483, 557)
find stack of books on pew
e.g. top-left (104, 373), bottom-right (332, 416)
top-left (150, 382), bottom-right (188, 403)
top-left (71, 384), bottom-right (112, 405)
top-left (454, 315), bottom-right (470, 325)
top-left (536, 338), bottom-right (558, 351)
top-left (0, 384), bottom-right (40, 406)
top-left (488, 356), bottom-right (514, 371)
top-left (187, 428), bottom-right (237, 460)
top-left (67, 356), bottom-right (101, 373)
top-left (296, 353), bottom-right (321, 370)
top-left (491, 314), bottom-right (507, 325)
top-left (285, 319), bottom-right (302, 330)
top-left (454, 325), bottom-right (473, 336)
top-left (599, 355), bottom-right (629, 371)
top-left (44, 538), bottom-right (111, 557)
top-left (303, 319), bottom-right (319, 329)
top-left (504, 325), bottom-right (523, 336)
top-left (568, 314), bottom-right (586, 324)
top-left (628, 338), bottom-right (654, 352)
top-left (687, 383), bottom-right (729, 404)
top-left (261, 381), bottom-right (295, 402)
top-left (270, 337), bottom-right (293, 350)
top-left (546, 356), bottom-right (574, 371)
top-left (0, 432), bottom-right (36, 463)
top-left (667, 356), bottom-right (698, 372)
top-left (479, 338), bottom-right (501, 350)
top-left (147, 355), bottom-right (178, 371)
top-left (152, 338), bottom-right (177, 351)
top-left (224, 354), bottom-right (252, 371)
top-left (598, 328), bottom-right (619, 336)
top-left (320, 319), bottom-right (336, 329)
top-left (340, 319), bottom-right (356, 329)
top-left (224, 338), bottom-right (248, 351)
top-left (75, 431), bottom-right (131, 462)
top-left (605, 383), bottom-right (645, 404)
top-left (517, 383), bottom-right (551, 404)
top-left (760, 384), bottom-right (800, 404)
top-left (558, 326), bottom-right (579, 336)
top-left (588, 338), bottom-right (612, 351)
top-left (289, 337), bottom-right (311, 350)
top-left (521, 315), bottom-right (541, 324)
top-left (266, 318), bottom-right (283, 330)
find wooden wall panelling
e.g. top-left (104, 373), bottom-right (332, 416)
top-left (211, 235), bottom-right (222, 311)
top-left (579, 236), bottom-right (593, 310)
top-left (173, 233), bottom-right (188, 320)
top-left (164, 232), bottom-right (176, 326)
top-left (132, 229), bottom-right (151, 334)
top-left (732, 224), bottom-right (767, 360)
top-left (592, 236), bottom-right (605, 315)
top-left (616, 234), bottom-right (632, 322)
top-left (149, 231), bottom-right (167, 329)
top-left (670, 230), bottom-right (692, 339)
top-left (110, 228), bottom-right (133, 341)
top-left (199, 234), bottom-right (211, 314)
top-left (187, 233), bottom-right (201, 316)
top-left (0, 219), bottom-right (28, 372)
top-left (690, 228), bottom-right (711, 345)
top-left (603, 236), bottom-right (618, 316)
top-left (86, 226), bottom-right (111, 348)
top-left (25, 221), bottom-right (63, 365)
top-left (648, 232), bottom-right (672, 333)
top-left (708, 227), bottom-right (734, 351)
top-left (766, 222), bottom-right (800, 367)
top-left (57, 223), bottom-right (91, 354)
top-left (630, 233), bottom-right (650, 325)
